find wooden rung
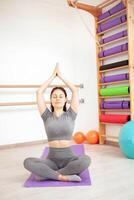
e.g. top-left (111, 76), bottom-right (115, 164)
top-left (97, 22), bottom-right (127, 36)
top-left (0, 98), bottom-right (84, 106)
top-left (99, 36), bottom-right (128, 48)
top-left (99, 94), bottom-right (130, 99)
top-left (99, 80), bottom-right (129, 86)
top-left (97, 9), bottom-right (126, 24)
top-left (100, 109), bottom-right (130, 112)
top-left (99, 65), bottom-right (129, 73)
top-left (100, 122), bottom-right (124, 125)
top-left (101, 134), bottom-right (119, 140)
top-left (99, 51), bottom-right (128, 61)
top-left (97, 0), bottom-right (118, 9)
top-left (0, 84), bottom-right (84, 89)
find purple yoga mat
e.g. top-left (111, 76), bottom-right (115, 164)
top-left (100, 100), bottom-right (130, 109)
top-left (123, 101), bottom-right (130, 109)
top-left (100, 30), bottom-right (127, 44)
top-left (98, 2), bottom-right (125, 21)
top-left (109, 2), bottom-right (125, 15)
top-left (98, 43), bottom-right (128, 58)
top-left (97, 14), bottom-right (127, 33)
top-left (23, 144), bottom-right (91, 187)
top-left (98, 11), bottom-right (110, 21)
top-left (101, 73), bottom-right (129, 83)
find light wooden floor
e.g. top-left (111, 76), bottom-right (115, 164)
top-left (0, 143), bottom-right (134, 200)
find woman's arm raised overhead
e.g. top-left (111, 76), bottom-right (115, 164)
top-left (56, 66), bottom-right (79, 113)
top-left (36, 65), bottom-right (57, 115)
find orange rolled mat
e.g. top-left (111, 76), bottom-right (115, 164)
top-left (100, 114), bottom-right (130, 124)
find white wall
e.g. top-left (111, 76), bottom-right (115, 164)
top-left (0, 0), bottom-right (99, 145)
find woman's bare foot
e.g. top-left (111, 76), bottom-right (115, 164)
top-left (58, 174), bottom-right (81, 182)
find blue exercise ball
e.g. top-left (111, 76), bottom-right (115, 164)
top-left (119, 120), bottom-right (134, 159)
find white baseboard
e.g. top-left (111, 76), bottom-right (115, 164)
top-left (0, 140), bottom-right (48, 150)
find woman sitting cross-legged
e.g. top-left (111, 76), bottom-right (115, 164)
top-left (23, 65), bottom-right (91, 182)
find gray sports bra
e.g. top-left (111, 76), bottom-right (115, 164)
top-left (41, 106), bottom-right (77, 141)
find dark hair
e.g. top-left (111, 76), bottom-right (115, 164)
top-left (50, 87), bottom-right (67, 112)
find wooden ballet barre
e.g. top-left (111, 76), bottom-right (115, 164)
top-left (0, 98), bottom-right (84, 106)
top-left (0, 84), bottom-right (84, 89)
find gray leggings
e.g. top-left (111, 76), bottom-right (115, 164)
top-left (23, 147), bottom-right (91, 181)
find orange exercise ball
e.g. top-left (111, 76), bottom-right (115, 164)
top-left (86, 130), bottom-right (99, 144)
top-left (73, 132), bottom-right (86, 144)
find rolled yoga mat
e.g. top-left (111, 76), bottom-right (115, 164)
top-left (99, 43), bottom-right (128, 58)
top-left (100, 86), bottom-right (129, 96)
top-left (100, 60), bottom-right (128, 71)
top-left (97, 14), bottom-right (127, 33)
top-left (23, 144), bottom-right (91, 187)
top-left (101, 73), bottom-right (129, 83)
top-left (100, 114), bottom-right (130, 124)
top-left (100, 100), bottom-right (130, 109)
top-left (100, 30), bottom-right (127, 44)
top-left (98, 2), bottom-right (125, 21)
top-left (123, 101), bottom-right (130, 109)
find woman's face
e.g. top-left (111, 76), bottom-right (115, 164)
top-left (51, 89), bottom-right (67, 110)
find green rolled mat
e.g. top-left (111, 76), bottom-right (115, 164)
top-left (100, 86), bottom-right (129, 96)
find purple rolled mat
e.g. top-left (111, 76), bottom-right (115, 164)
top-left (98, 43), bottom-right (128, 58)
top-left (121, 15), bottom-right (127, 23)
top-left (100, 30), bottom-right (127, 44)
top-left (98, 2), bottom-right (125, 21)
top-left (123, 101), bottom-right (130, 109)
top-left (126, 74), bottom-right (129, 79)
top-left (104, 102), bottom-right (122, 109)
top-left (98, 11), bottom-right (110, 21)
top-left (101, 73), bottom-right (129, 83)
top-left (109, 2), bottom-right (125, 15)
top-left (100, 100), bottom-right (130, 109)
top-left (98, 16), bottom-right (121, 32)
top-left (104, 44), bottom-right (122, 56)
top-left (97, 14), bottom-right (127, 33)
top-left (101, 100), bottom-right (122, 109)
top-left (122, 43), bottom-right (128, 51)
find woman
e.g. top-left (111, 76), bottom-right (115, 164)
top-left (24, 66), bottom-right (91, 182)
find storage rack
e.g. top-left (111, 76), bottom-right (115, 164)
top-left (68, 0), bottom-right (134, 144)
top-left (96, 0), bottom-right (134, 144)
